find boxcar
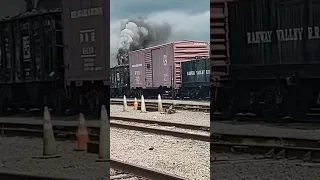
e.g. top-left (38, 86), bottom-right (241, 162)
top-left (0, 10), bottom-right (63, 114)
top-left (0, 0), bottom-right (110, 118)
top-left (128, 40), bottom-right (210, 98)
top-left (110, 64), bottom-right (130, 98)
top-left (212, 0), bottom-right (320, 119)
top-left (62, 0), bottom-right (110, 117)
top-left (181, 57), bottom-right (210, 99)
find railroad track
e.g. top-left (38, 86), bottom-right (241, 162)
top-left (0, 116), bottom-right (207, 180)
top-left (0, 170), bottom-right (77, 180)
top-left (110, 160), bottom-right (187, 180)
top-left (211, 133), bottom-right (320, 163)
top-left (212, 112), bottom-right (320, 124)
top-left (0, 116), bottom-right (210, 142)
top-left (111, 100), bottom-right (210, 112)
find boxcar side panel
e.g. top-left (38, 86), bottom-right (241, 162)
top-left (129, 50), bottom-right (146, 88)
top-left (110, 65), bottom-right (129, 89)
top-left (144, 50), bottom-right (153, 87)
top-left (0, 11), bottom-right (62, 84)
top-left (228, 0), bottom-right (320, 66)
top-left (173, 41), bottom-right (209, 88)
top-left (151, 45), bottom-right (174, 88)
top-left (62, 0), bottom-right (109, 84)
top-left (210, 0), bottom-right (234, 86)
top-left (182, 58), bottom-right (210, 87)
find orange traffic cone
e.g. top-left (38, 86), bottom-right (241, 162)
top-left (75, 113), bottom-right (89, 151)
top-left (133, 97), bottom-right (138, 110)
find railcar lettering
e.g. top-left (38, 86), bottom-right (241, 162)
top-left (80, 30), bottom-right (96, 42)
top-left (135, 76), bottom-right (141, 84)
top-left (196, 70), bottom-right (205, 75)
top-left (134, 71), bottom-right (140, 76)
top-left (132, 64), bottom-right (142, 68)
top-left (193, 42), bottom-right (207, 46)
top-left (71, 7), bottom-right (103, 19)
top-left (276, 28), bottom-right (303, 42)
top-left (22, 36), bottom-right (31, 59)
top-left (164, 73), bottom-right (168, 82)
top-left (187, 71), bottom-right (195, 76)
top-left (246, 27), bottom-right (320, 44)
top-left (247, 31), bottom-right (272, 44)
top-left (308, 27), bottom-right (320, 39)
top-left (83, 58), bottom-right (94, 63)
top-left (187, 70), bottom-right (210, 76)
top-left (82, 47), bottom-right (94, 55)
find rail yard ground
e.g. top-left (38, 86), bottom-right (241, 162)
top-left (110, 104), bottom-right (210, 179)
top-left (211, 154), bottom-right (320, 180)
top-left (211, 121), bottom-right (320, 139)
top-left (110, 98), bottom-right (210, 106)
top-left (0, 103), bottom-right (210, 180)
top-left (0, 137), bottom-right (109, 180)
top-left (110, 104), bottom-right (210, 127)
top-left (211, 120), bottom-right (320, 180)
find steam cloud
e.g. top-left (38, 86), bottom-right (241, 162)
top-left (116, 17), bottom-right (172, 65)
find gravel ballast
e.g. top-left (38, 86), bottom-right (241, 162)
top-left (211, 121), bottom-right (320, 139)
top-left (211, 159), bottom-right (320, 180)
top-left (111, 105), bottom-right (210, 126)
top-left (0, 137), bottom-right (109, 180)
top-left (111, 128), bottom-right (210, 180)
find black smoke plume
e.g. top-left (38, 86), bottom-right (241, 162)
top-left (117, 17), bottom-right (172, 65)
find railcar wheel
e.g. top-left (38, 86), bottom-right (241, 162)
top-left (222, 104), bottom-right (237, 119)
top-left (51, 90), bottom-right (66, 116)
top-left (0, 96), bottom-right (8, 115)
top-left (86, 91), bottom-right (104, 119)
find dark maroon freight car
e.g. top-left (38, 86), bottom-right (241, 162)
top-left (61, 0), bottom-right (109, 85)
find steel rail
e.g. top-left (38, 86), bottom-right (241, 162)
top-left (0, 120), bottom-right (209, 142)
top-left (111, 116), bottom-right (210, 131)
top-left (211, 142), bottom-right (320, 162)
top-left (110, 159), bottom-right (188, 180)
top-left (110, 122), bottom-right (210, 142)
top-left (0, 170), bottom-right (77, 180)
top-left (211, 133), bottom-right (320, 148)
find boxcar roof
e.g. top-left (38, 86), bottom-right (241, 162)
top-left (129, 40), bottom-right (209, 54)
top-left (0, 8), bottom-right (61, 22)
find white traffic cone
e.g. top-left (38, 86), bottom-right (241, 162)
top-left (158, 94), bottom-right (164, 112)
top-left (96, 105), bottom-right (110, 162)
top-left (140, 95), bottom-right (147, 113)
top-left (34, 106), bottom-right (60, 159)
top-left (123, 95), bottom-right (128, 112)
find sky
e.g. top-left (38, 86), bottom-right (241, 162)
top-left (110, 0), bottom-right (210, 66)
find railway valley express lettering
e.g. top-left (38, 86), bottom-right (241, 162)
top-left (247, 26), bottom-right (320, 44)
top-left (187, 70), bottom-right (210, 76)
